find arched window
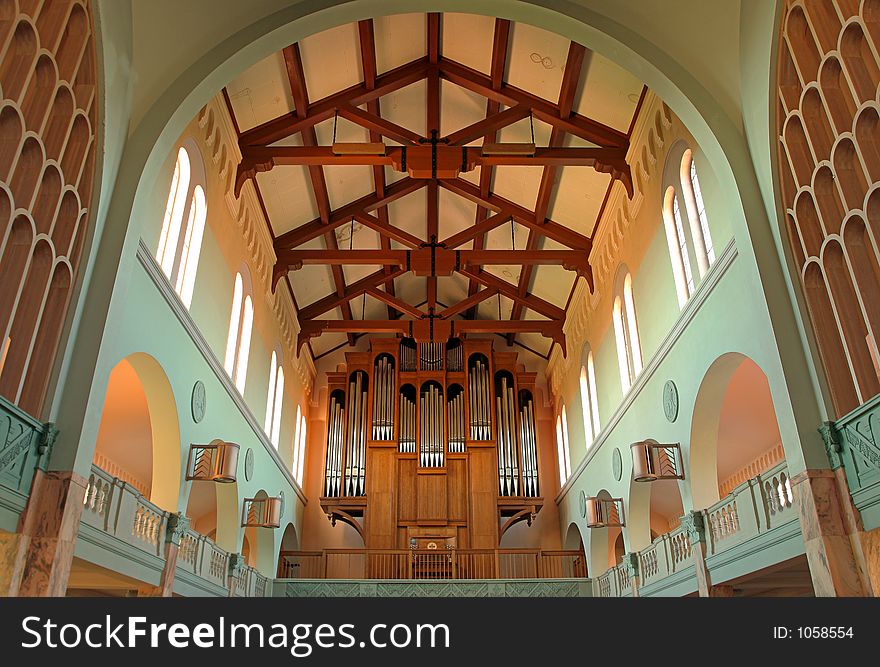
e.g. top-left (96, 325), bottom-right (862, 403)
top-left (680, 149), bottom-right (715, 276)
top-left (579, 350), bottom-right (600, 446)
top-left (156, 143), bottom-right (207, 309)
top-left (296, 412), bottom-right (307, 484)
top-left (662, 186), bottom-right (694, 308)
top-left (224, 270), bottom-right (253, 393)
top-left (613, 271), bottom-right (642, 392)
top-left (556, 407), bottom-right (572, 485)
top-left (264, 350), bottom-right (285, 447)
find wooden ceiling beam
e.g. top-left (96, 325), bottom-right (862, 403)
top-left (298, 268), bottom-right (407, 320)
top-left (439, 287), bottom-right (498, 319)
top-left (273, 177), bottom-right (425, 252)
top-left (427, 13), bottom-right (441, 312)
top-left (337, 105), bottom-right (422, 145)
top-left (508, 42), bottom-right (588, 344)
top-left (457, 266), bottom-right (565, 321)
top-left (442, 104), bottom-right (530, 146)
top-left (354, 211), bottom-right (424, 249)
top-left (439, 177), bottom-right (593, 253)
top-left (467, 18), bottom-right (509, 319)
top-left (298, 318), bottom-right (565, 353)
top-left (441, 211), bottom-right (508, 249)
top-left (240, 56), bottom-right (430, 146)
top-left (283, 42), bottom-right (355, 343)
top-left (358, 18), bottom-right (398, 318)
top-left (365, 287), bottom-right (425, 319)
top-left (438, 57), bottom-right (627, 148)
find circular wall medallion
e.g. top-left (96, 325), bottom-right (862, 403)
top-left (244, 448), bottom-right (254, 482)
top-left (578, 490), bottom-right (587, 518)
top-left (663, 380), bottom-right (679, 423)
top-left (612, 448), bottom-right (623, 482)
top-left (191, 380), bottom-right (206, 423)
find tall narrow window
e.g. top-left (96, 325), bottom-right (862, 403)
top-left (681, 149), bottom-right (715, 277)
top-left (662, 186), bottom-right (694, 308)
top-left (296, 413), bottom-right (307, 484)
top-left (556, 414), bottom-right (571, 486)
top-left (292, 404), bottom-right (302, 475)
top-left (613, 271), bottom-right (642, 392)
top-left (579, 350), bottom-right (601, 447)
top-left (264, 350), bottom-right (284, 447)
top-left (224, 270), bottom-right (254, 394)
top-left (155, 143), bottom-right (208, 309)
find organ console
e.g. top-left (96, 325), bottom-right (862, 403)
top-left (320, 337), bottom-right (544, 549)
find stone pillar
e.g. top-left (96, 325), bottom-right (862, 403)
top-left (682, 511), bottom-right (710, 597)
top-left (14, 469), bottom-right (88, 596)
top-left (227, 552), bottom-right (244, 597)
top-left (150, 513), bottom-right (189, 597)
top-left (814, 423), bottom-right (876, 596)
top-left (622, 552), bottom-right (640, 598)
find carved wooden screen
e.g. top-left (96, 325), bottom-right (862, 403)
top-left (0, 0), bottom-right (98, 417)
top-left (776, 0), bottom-right (880, 417)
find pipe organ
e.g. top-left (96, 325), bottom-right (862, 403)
top-left (321, 338), bottom-right (545, 550)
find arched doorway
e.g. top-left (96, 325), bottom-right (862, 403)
top-left (92, 353), bottom-right (180, 511)
top-left (691, 353), bottom-right (785, 509)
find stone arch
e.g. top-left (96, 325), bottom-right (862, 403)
top-left (92, 352), bottom-right (180, 511)
top-left (690, 352), bottom-right (784, 509)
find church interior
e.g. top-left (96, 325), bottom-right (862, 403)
top-left (0, 0), bottom-right (879, 598)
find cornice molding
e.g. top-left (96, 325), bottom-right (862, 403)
top-left (136, 239), bottom-right (307, 505)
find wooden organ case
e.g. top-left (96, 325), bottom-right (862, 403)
top-left (321, 337), bottom-right (543, 550)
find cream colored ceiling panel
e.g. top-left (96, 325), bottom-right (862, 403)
top-left (491, 164), bottom-right (543, 212)
top-left (438, 187), bottom-right (476, 245)
top-left (255, 166), bottom-right (318, 236)
top-left (442, 13), bottom-right (495, 73)
top-left (225, 52), bottom-right (293, 131)
top-left (549, 167), bottom-right (610, 236)
top-left (529, 263), bottom-right (574, 308)
top-left (575, 52), bottom-right (642, 133)
top-left (292, 264), bottom-right (335, 309)
top-left (380, 79), bottom-right (428, 137)
top-left (386, 187), bottom-right (426, 243)
top-left (374, 13), bottom-right (425, 75)
top-left (440, 79), bottom-right (486, 140)
top-left (300, 22), bottom-right (362, 103)
top-left (505, 22), bottom-right (570, 102)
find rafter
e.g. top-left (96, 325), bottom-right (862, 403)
top-left (337, 105), bottom-right (422, 145)
top-left (240, 56), bottom-right (430, 146)
top-left (457, 267), bottom-right (565, 321)
top-left (437, 57), bottom-right (628, 148)
top-left (354, 211), bottom-right (423, 249)
top-left (466, 18), bottom-right (510, 319)
top-left (273, 178), bottom-right (425, 255)
top-left (298, 268), bottom-right (408, 320)
top-left (282, 42), bottom-right (356, 343)
top-left (439, 178), bottom-right (594, 255)
top-left (365, 287), bottom-right (425, 319)
top-left (438, 287), bottom-right (498, 319)
top-left (358, 18), bottom-right (398, 319)
top-left (508, 41), bottom-right (588, 344)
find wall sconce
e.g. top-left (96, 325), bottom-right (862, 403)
top-left (585, 496), bottom-right (625, 529)
top-left (241, 495), bottom-right (283, 528)
top-left (631, 440), bottom-right (684, 482)
top-left (185, 441), bottom-right (239, 483)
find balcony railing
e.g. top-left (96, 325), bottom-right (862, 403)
top-left (0, 396), bottom-right (53, 515)
top-left (597, 460), bottom-right (799, 596)
top-left (82, 464), bottom-right (268, 596)
top-left (277, 548), bottom-right (588, 580)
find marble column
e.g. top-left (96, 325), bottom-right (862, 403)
top-left (790, 469), bottom-right (865, 596)
top-left (150, 513), bottom-right (189, 597)
top-left (623, 552), bottom-right (640, 598)
top-left (681, 511), bottom-right (713, 597)
top-left (14, 469), bottom-right (88, 596)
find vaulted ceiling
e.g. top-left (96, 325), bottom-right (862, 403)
top-left (223, 12), bottom-right (644, 360)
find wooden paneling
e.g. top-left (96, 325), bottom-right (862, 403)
top-left (468, 448), bottom-right (500, 549)
top-left (365, 448), bottom-right (396, 548)
top-left (416, 470), bottom-right (447, 522)
top-left (447, 457), bottom-right (467, 522)
top-left (397, 456), bottom-right (417, 522)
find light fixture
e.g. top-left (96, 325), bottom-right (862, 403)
top-left (631, 440), bottom-right (684, 482)
top-left (585, 496), bottom-right (625, 529)
top-left (185, 440), bottom-right (239, 483)
top-left (241, 494), bottom-right (283, 528)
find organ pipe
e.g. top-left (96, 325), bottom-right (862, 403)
top-left (324, 392), bottom-right (345, 497)
top-left (400, 339), bottom-right (416, 372)
top-left (446, 340), bottom-right (463, 372)
top-left (372, 355), bottom-right (395, 440)
top-left (344, 371), bottom-right (367, 496)
top-left (469, 357), bottom-right (491, 440)
top-left (495, 373), bottom-right (520, 496)
top-left (420, 342), bottom-right (444, 371)
top-left (420, 383), bottom-right (444, 467)
top-left (448, 387), bottom-right (465, 453)
top-left (519, 392), bottom-right (539, 497)
top-left (399, 386), bottom-right (416, 453)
